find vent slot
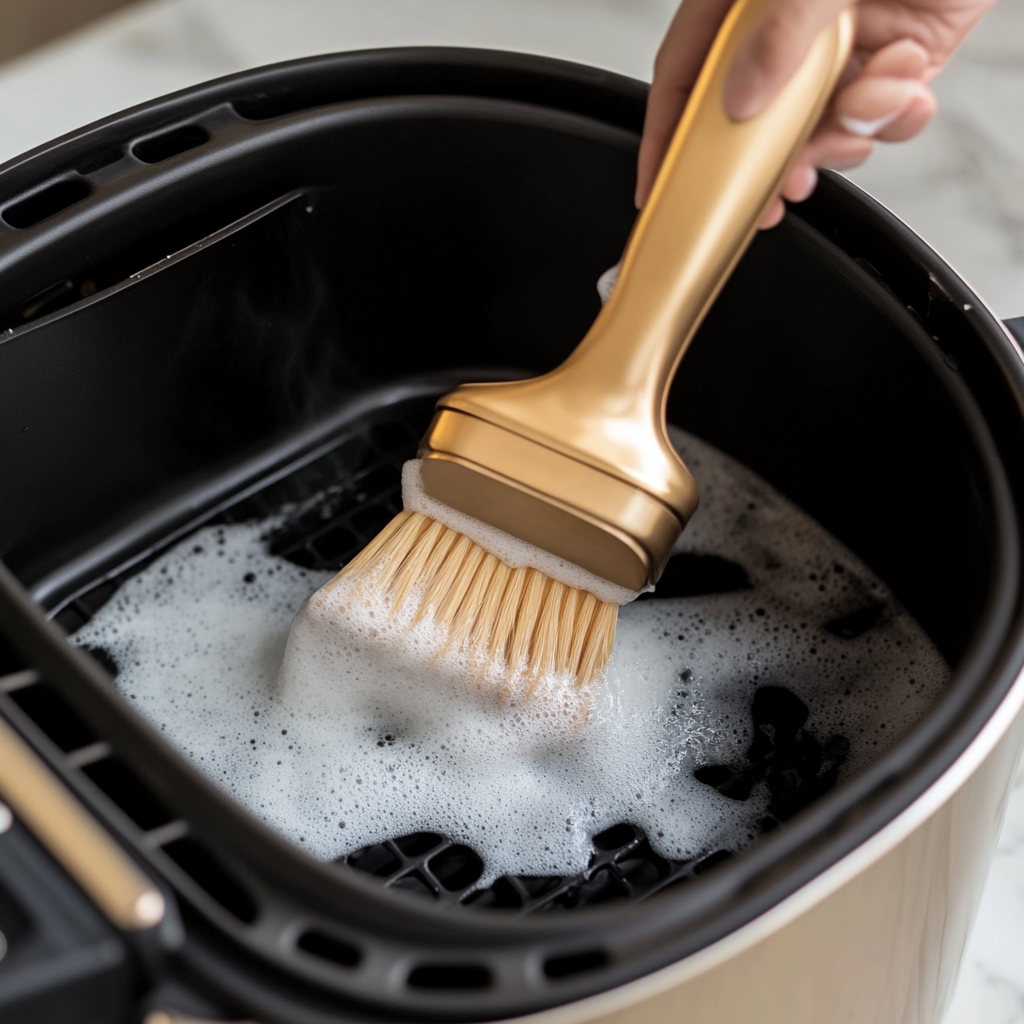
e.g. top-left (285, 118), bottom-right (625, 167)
top-left (81, 757), bottom-right (174, 830)
top-left (407, 964), bottom-right (492, 990)
top-left (544, 950), bottom-right (608, 979)
top-left (8, 682), bottom-right (97, 752)
top-left (296, 929), bottom-right (361, 967)
top-left (132, 124), bottom-right (209, 164)
top-left (2, 179), bottom-right (90, 229)
top-left (163, 838), bottom-right (259, 923)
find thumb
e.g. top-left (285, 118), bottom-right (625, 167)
top-left (724, 0), bottom-right (854, 120)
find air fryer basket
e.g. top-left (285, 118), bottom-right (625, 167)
top-left (1, 48), bottom-right (1023, 1023)
top-left (51, 384), bottom-right (754, 916)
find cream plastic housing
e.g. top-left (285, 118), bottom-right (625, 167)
top-left (419, 0), bottom-right (855, 591)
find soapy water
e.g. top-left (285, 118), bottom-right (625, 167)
top-left (72, 428), bottom-right (949, 885)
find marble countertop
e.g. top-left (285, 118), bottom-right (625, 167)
top-left (1, 1), bottom-right (1022, 1019)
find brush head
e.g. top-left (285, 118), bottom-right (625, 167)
top-left (333, 510), bottom-right (619, 692)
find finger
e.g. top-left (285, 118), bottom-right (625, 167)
top-left (835, 77), bottom-right (933, 138)
top-left (758, 131), bottom-right (866, 231)
top-left (780, 161), bottom-right (818, 202)
top-left (760, 197), bottom-right (786, 229)
top-left (803, 127), bottom-right (874, 169)
top-left (760, 58), bottom-right (930, 229)
top-left (860, 38), bottom-right (930, 80)
top-left (760, 129), bottom-right (857, 230)
top-left (636, 0), bottom-right (735, 206)
top-left (874, 88), bottom-right (935, 141)
top-left (724, 0), bottom-right (854, 121)
top-left (852, 0), bottom-right (998, 79)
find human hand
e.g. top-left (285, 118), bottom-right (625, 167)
top-left (636, 0), bottom-right (998, 227)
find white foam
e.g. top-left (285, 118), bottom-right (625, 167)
top-left (72, 429), bottom-right (949, 884)
top-left (596, 261), bottom-right (621, 304)
top-left (401, 459), bottom-right (644, 605)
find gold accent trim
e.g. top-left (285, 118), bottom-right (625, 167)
top-left (421, 0), bottom-right (854, 590)
top-left (0, 713), bottom-right (165, 930)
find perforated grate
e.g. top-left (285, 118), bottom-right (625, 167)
top-left (342, 823), bottom-right (732, 913)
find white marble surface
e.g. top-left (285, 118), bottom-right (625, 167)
top-left (1, 1), bottom-right (1023, 1020)
top-left (846, 0), bottom-right (1024, 321)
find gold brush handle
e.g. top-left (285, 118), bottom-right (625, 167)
top-left (438, 0), bottom-right (853, 512)
top-left (563, 0), bottom-right (855, 411)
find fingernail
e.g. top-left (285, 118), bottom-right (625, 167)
top-left (839, 107), bottom-right (904, 138)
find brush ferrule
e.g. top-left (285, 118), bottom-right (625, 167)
top-left (402, 461), bottom-right (643, 605)
top-left (419, 408), bottom-right (694, 591)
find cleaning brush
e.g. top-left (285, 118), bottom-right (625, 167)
top-left (314, 0), bottom-right (853, 694)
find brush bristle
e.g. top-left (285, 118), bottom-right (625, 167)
top-left (333, 512), bottom-right (618, 690)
